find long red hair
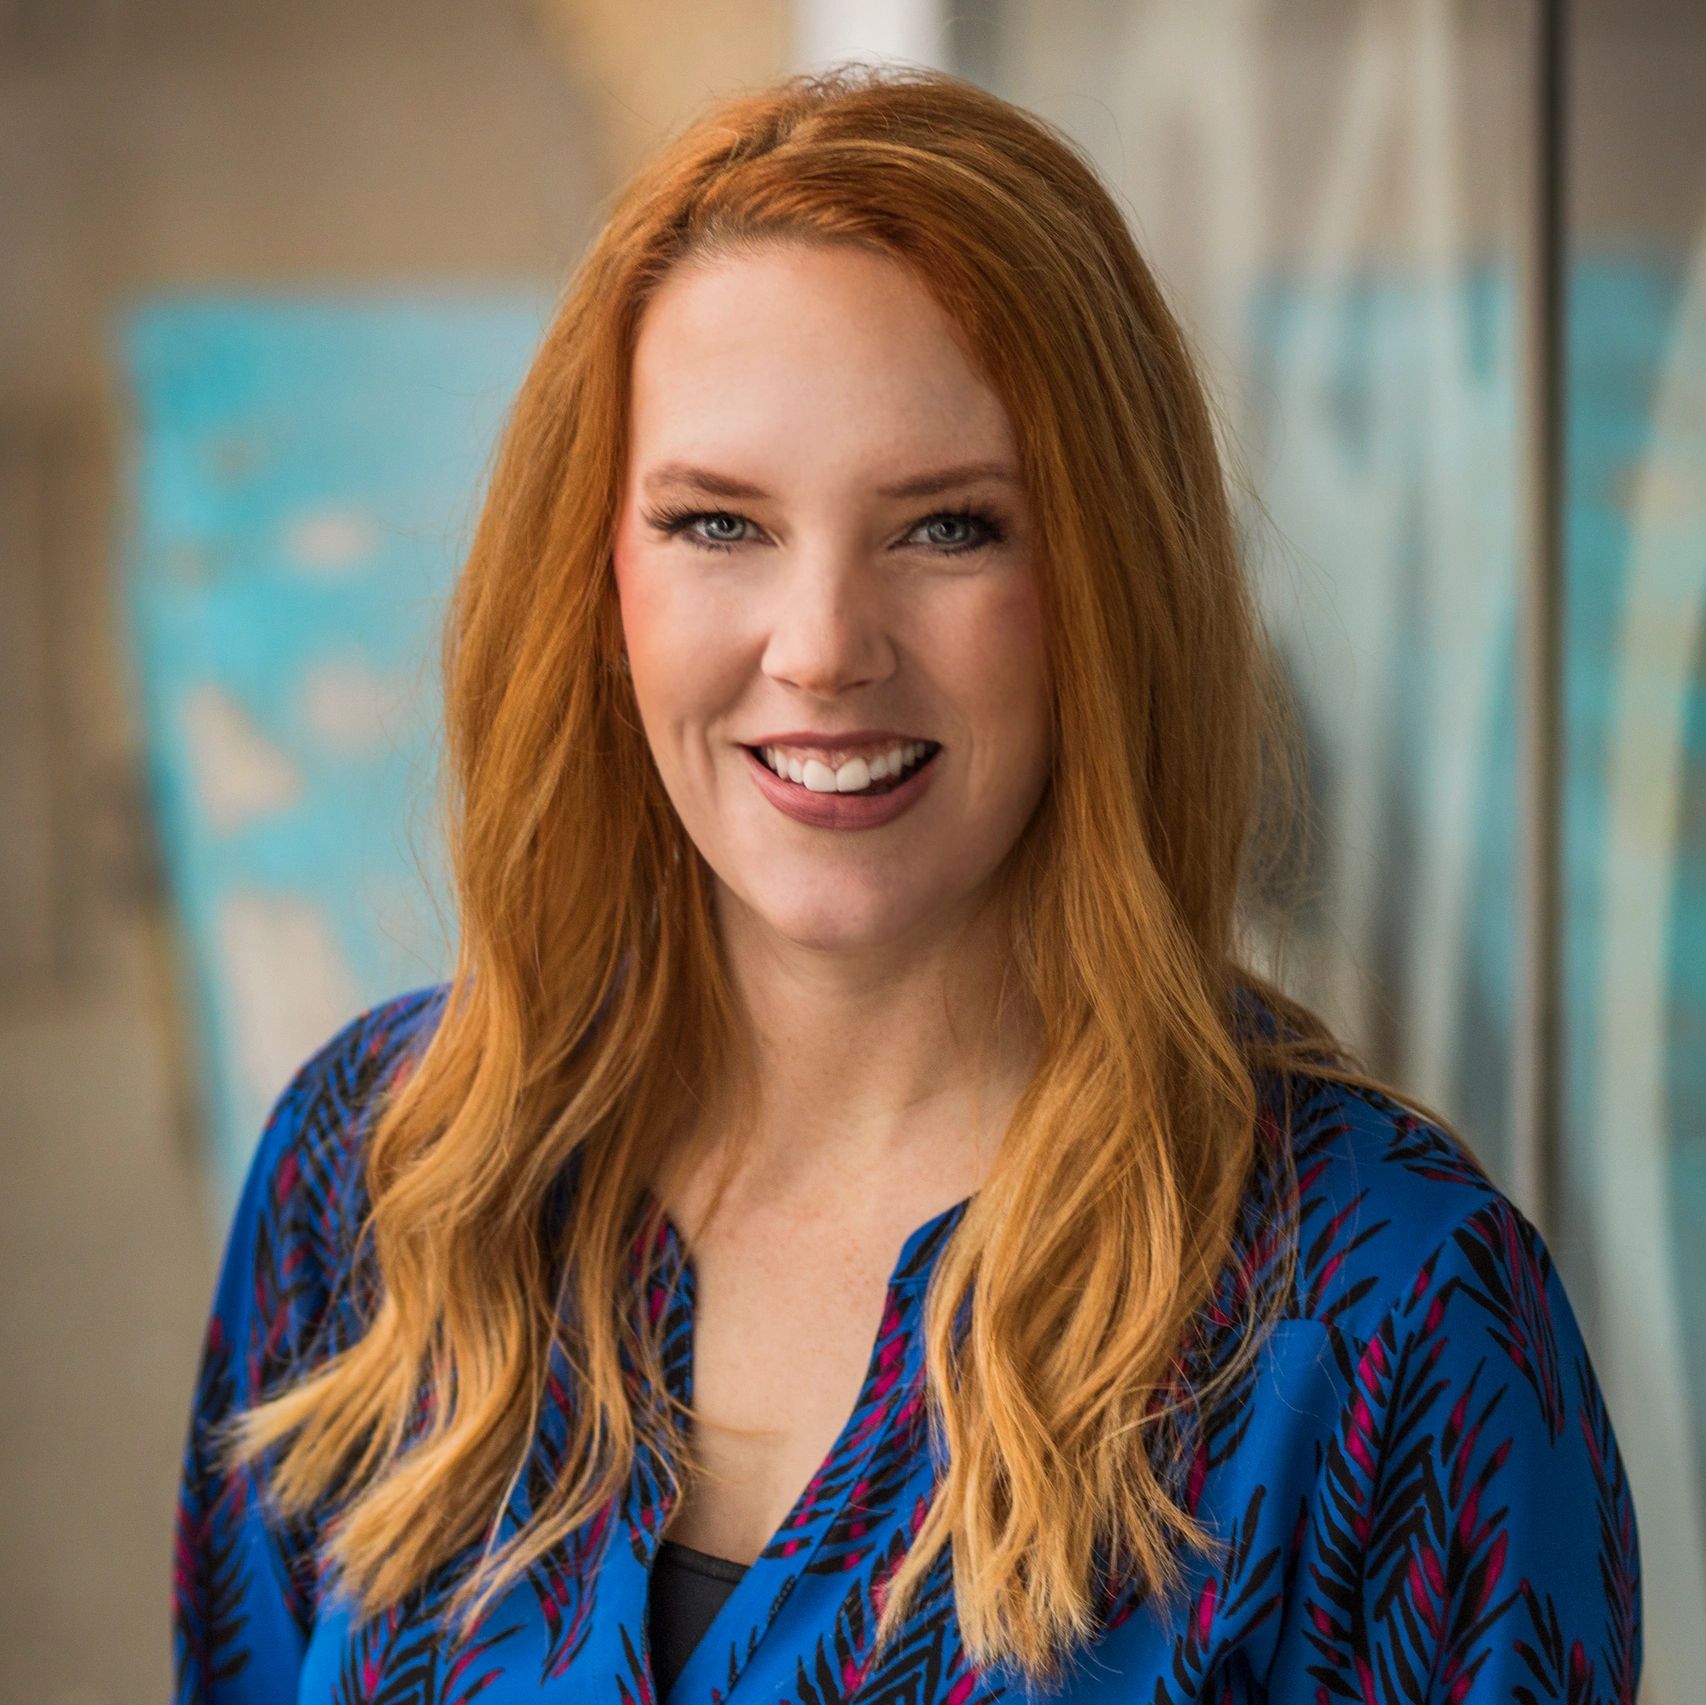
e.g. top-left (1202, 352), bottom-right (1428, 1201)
top-left (221, 61), bottom-right (1462, 1689)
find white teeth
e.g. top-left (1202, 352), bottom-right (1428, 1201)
top-left (760, 741), bottom-right (933, 791)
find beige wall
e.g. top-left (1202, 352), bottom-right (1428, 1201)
top-left (0, 3), bottom-right (785, 1697)
top-left (535, 0), bottom-right (790, 179)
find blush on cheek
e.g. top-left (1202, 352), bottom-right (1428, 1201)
top-left (611, 538), bottom-right (674, 670)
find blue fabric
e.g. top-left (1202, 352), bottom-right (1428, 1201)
top-left (173, 984), bottom-right (1642, 1702)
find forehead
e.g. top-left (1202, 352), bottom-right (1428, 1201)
top-left (626, 243), bottom-right (1017, 475)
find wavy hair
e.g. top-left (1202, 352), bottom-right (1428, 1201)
top-left (220, 61), bottom-right (1468, 1689)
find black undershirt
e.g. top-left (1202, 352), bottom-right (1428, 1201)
top-left (648, 1538), bottom-right (748, 1698)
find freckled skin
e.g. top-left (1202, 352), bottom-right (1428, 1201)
top-left (611, 243), bottom-right (1053, 959)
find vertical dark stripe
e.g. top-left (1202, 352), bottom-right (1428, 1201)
top-left (1514, 0), bottom-right (1568, 1232)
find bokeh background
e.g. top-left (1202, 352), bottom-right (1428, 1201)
top-left (2, 1), bottom-right (1701, 1698)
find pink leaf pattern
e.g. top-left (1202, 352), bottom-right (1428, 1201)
top-left (173, 987), bottom-right (1641, 1702)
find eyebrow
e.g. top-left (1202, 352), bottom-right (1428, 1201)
top-left (641, 460), bottom-right (1021, 501)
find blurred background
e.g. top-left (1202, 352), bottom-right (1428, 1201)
top-left (1, 0), bottom-right (1701, 1698)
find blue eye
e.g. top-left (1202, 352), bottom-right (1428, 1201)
top-left (911, 511), bottom-right (1005, 554)
top-left (641, 505), bottom-right (1006, 557)
top-left (642, 508), bottom-right (749, 553)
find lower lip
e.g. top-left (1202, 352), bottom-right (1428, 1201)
top-left (741, 745), bottom-right (941, 829)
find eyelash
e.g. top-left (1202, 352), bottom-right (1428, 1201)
top-left (642, 504), bottom-right (1007, 558)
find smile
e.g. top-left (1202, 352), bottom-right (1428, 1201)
top-left (754, 739), bottom-right (940, 796)
top-left (740, 742), bottom-right (942, 829)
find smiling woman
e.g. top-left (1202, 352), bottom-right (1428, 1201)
top-left (613, 239), bottom-right (1051, 916)
top-left (173, 61), bottom-right (1640, 1705)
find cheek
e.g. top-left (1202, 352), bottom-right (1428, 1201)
top-left (612, 537), bottom-right (749, 747)
top-left (613, 539), bottom-right (707, 711)
top-left (612, 528), bottom-right (667, 660)
top-left (960, 578), bottom-right (1050, 733)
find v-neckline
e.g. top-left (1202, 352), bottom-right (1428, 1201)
top-left (642, 1184), bottom-right (977, 1295)
top-left (629, 1186), bottom-right (975, 1702)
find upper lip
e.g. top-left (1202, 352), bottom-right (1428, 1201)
top-left (744, 730), bottom-right (935, 749)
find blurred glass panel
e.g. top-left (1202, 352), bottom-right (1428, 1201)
top-left (1562, 4), bottom-right (1706, 1696)
top-left (957, 0), bottom-right (1528, 1179)
top-left (960, 0), bottom-right (1706, 1693)
top-left (119, 294), bottom-right (550, 1215)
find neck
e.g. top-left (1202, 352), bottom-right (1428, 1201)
top-left (697, 884), bottom-right (1044, 1206)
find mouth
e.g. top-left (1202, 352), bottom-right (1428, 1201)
top-left (741, 740), bottom-right (943, 799)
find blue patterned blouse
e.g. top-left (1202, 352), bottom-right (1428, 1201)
top-left (173, 983), bottom-right (1642, 1702)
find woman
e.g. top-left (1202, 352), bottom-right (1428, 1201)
top-left (173, 64), bottom-right (1641, 1703)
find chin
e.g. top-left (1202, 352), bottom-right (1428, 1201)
top-left (744, 888), bottom-right (932, 954)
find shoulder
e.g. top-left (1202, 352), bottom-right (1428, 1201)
top-left (226, 980), bottom-right (451, 1374)
top-left (1239, 1072), bottom-right (1643, 1699)
top-left (1252, 1066), bottom-right (1547, 1349)
top-left (242, 979), bottom-right (450, 1225)
top-left (255, 981), bottom-right (449, 1161)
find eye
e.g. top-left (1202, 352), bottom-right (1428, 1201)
top-left (641, 503), bottom-right (1007, 558)
top-left (643, 507), bottom-right (753, 554)
top-left (907, 508), bottom-right (1006, 556)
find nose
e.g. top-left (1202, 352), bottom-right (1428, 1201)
top-left (759, 545), bottom-right (897, 699)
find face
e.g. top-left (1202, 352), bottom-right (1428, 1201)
top-left (612, 241), bottom-right (1052, 956)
